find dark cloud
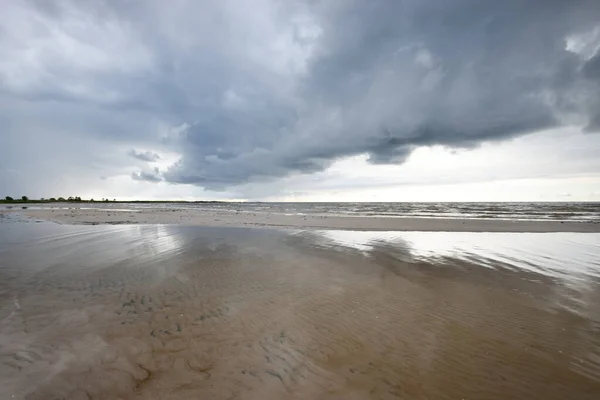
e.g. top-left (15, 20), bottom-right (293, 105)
top-left (131, 168), bottom-right (162, 183)
top-left (587, 114), bottom-right (600, 132)
top-left (582, 51), bottom-right (600, 132)
top-left (583, 52), bottom-right (600, 80)
top-left (1, 0), bottom-right (600, 193)
top-left (158, 0), bottom-right (600, 188)
top-left (128, 149), bottom-right (161, 162)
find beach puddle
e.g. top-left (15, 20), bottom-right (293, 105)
top-left (1, 223), bottom-right (600, 399)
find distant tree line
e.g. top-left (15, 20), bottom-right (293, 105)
top-left (2, 197), bottom-right (224, 204)
top-left (1, 196), bottom-right (117, 203)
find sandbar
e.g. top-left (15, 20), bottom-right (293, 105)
top-left (9, 206), bottom-right (600, 232)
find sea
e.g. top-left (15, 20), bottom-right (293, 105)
top-left (4, 201), bottom-right (598, 221)
top-left (187, 201), bottom-right (600, 221)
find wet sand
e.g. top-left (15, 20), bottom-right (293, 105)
top-left (1, 221), bottom-right (600, 399)
top-left (11, 206), bottom-right (600, 232)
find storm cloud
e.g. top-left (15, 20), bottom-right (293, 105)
top-left (131, 168), bottom-right (162, 183)
top-left (128, 150), bottom-right (161, 162)
top-left (1, 0), bottom-right (600, 193)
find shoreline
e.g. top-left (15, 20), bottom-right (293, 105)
top-left (7, 207), bottom-right (600, 232)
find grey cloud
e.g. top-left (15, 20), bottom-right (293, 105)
top-left (131, 168), bottom-right (162, 183)
top-left (582, 51), bottom-right (600, 132)
top-left (128, 149), bottom-right (161, 162)
top-left (2, 0), bottom-right (600, 194)
top-left (159, 0), bottom-right (600, 188)
top-left (583, 52), bottom-right (600, 80)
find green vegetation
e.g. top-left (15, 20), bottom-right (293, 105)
top-left (1, 196), bottom-right (224, 204)
top-left (1, 196), bottom-right (97, 204)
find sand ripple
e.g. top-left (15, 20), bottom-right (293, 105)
top-left (1, 224), bottom-right (600, 399)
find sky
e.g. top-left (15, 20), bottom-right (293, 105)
top-left (1, 0), bottom-right (600, 202)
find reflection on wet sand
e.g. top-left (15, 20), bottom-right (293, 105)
top-left (1, 223), bottom-right (600, 399)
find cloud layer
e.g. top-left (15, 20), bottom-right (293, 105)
top-left (1, 0), bottom-right (600, 194)
top-left (128, 150), bottom-right (161, 162)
